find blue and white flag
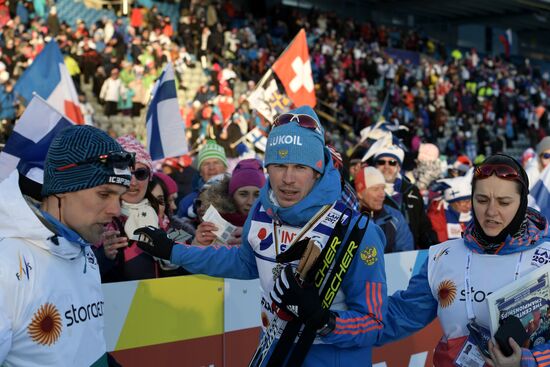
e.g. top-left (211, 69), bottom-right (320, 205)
top-left (146, 62), bottom-right (187, 161)
top-left (245, 127), bottom-right (267, 152)
top-left (14, 41), bottom-right (84, 124)
top-left (528, 165), bottom-right (550, 221)
top-left (0, 95), bottom-right (72, 183)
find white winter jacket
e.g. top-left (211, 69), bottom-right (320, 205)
top-left (0, 171), bottom-right (107, 366)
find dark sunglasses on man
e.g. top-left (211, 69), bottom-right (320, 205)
top-left (56, 151), bottom-right (135, 171)
top-left (273, 113), bottom-right (322, 135)
top-left (375, 159), bottom-right (398, 167)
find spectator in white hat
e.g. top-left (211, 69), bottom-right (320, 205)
top-left (374, 145), bottom-right (437, 249)
top-left (355, 167), bottom-right (413, 253)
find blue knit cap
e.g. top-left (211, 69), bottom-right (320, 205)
top-left (42, 125), bottom-right (132, 196)
top-left (265, 106), bottom-right (325, 173)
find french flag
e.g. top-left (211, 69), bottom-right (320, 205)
top-left (146, 62), bottom-right (187, 160)
top-left (14, 41), bottom-right (84, 124)
top-left (528, 165), bottom-right (550, 221)
top-left (0, 95), bottom-right (72, 183)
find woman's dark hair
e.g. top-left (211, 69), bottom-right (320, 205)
top-left (147, 175), bottom-right (170, 216)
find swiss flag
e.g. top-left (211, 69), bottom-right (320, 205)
top-left (272, 29), bottom-right (316, 107)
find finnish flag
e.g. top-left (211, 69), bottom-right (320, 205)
top-left (0, 95), bottom-right (72, 183)
top-left (245, 127), bottom-right (267, 152)
top-left (146, 62), bottom-right (188, 161)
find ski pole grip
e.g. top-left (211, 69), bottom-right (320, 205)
top-left (296, 239), bottom-right (321, 282)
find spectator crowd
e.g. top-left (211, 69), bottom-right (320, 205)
top-left (0, 0), bottom-right (550, 282)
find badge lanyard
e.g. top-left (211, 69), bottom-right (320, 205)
top-left (464, 251), bottom-right (523, 321)
top-left (273, 204), bottom-right (332, 256)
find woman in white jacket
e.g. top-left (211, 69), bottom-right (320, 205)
top-left (378, 154), bottom-right (550, 367)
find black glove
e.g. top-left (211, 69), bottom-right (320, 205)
top-left (134, 226), bottom-right (175, 260)
top-left (270, 264), bottom-right (330, 330)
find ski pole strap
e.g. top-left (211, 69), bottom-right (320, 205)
top-left (285, 214), bottom-right (370, 367)
top-left (265, 208), bottom-right (353, 367)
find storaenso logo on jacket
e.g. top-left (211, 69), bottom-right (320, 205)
top-left (65, 301), bottom-right (104, 327)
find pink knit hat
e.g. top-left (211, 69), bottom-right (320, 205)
top-left (229, 159), bottom-right (266, 196)
top-left (116, 135), bottom-right (153, 171)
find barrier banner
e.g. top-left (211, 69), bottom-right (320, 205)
top-left (104, 250), bottom-right (442, 366)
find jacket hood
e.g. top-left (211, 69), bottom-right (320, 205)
top-left (199, 175), bottom-right (237, 214)
top-left (463, 207), bottom-right (549, 255)
top-left (0, 170), bottom-right (85, 260)
top-left (259, 149), bottom-right (342, 226)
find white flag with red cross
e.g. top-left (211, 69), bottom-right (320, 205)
top-left (272, 29), bottom-right (316, 108)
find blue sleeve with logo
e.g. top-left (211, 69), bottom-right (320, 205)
top-left (169, 207), bottom-right (259, 279)
top-left (321, 218), bottom-right (387, 348)
top-left (375, 259), bottom-right (438, 345)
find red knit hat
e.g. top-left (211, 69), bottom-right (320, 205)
top-left (153, 172), bottom-right (178, 195)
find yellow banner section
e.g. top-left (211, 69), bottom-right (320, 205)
top-left (116, 275), bottom-right (224, 350)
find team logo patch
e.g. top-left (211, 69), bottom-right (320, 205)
top-left (532, 246), bottom-right (550, 267)
top-left (278, 149), bottom-right (288, 158)
top-left (437, 280), bottom-right (457, 308)
top-left (28, 303), bottom-right (63, 346)
top-left (16, 253), bottom-right (32, 281)
top-left (433, 247), bottom-right (450, 261)
top-left (360, 247), bottom-right (378, 265)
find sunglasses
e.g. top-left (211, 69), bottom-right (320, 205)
top-left (273, 113), bottom-right (322, 135)
top-left (375, 159), bottom-right (398, 167)
top-left (474, 164), bottom-right (525, 185)
top-left (541, 153), bottom-right (550, 160)
top-left (56, 151), bottom-right (135, 172)
top-left (132, 167), bottom-right (150, 181)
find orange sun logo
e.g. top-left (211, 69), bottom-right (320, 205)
top-left (437, 280), bottom-right (457, 308)
top-left (28, 303), bottom-right (63, 346)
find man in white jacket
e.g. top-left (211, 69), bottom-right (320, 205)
top-left (0, 125), bottom-right (133, 366)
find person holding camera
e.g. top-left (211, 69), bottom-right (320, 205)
top-left (377, 154), bottom-right (550, 367)
top-left (0, 125), bottom-right (133, 365)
